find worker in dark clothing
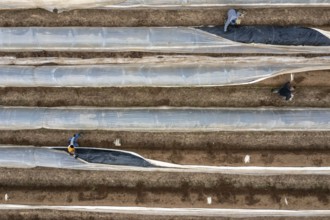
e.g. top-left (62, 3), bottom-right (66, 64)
top-left (67, 133), bottom-right (80, 158)
top-left (272, 82), bottom-right (295, 101)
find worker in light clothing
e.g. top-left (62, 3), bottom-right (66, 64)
top-left (67, 133), bottom-right (80, 158)
top-left (224, 9), bottom-right (242, 32)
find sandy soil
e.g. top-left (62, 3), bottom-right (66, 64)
top-left (0, 8), bottom-right (329, 27)
top-left (0, 168), bottom-right (329, 209)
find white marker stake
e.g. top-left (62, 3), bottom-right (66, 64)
top-left (4, 194), bottom-right (8, 201)
top-left (114, 139), bottom-right (121, 147)
top-left (207, 197), bottom-right (212, 205)
top-left (244, 155), bottom-right (250, 164)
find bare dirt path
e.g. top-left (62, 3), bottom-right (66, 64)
top-left (0, 168), bottom-right (329, 210)
top-left (1, 210), bottom-right (329, 220)
top-left (0, 8), bottom-right (329, 27)
top-left (1, 72), bottom-right (329, 108)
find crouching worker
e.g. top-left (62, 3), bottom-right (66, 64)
top-left (271, 82), bottom-right (295, 101)
top-left (224, 9), bottom-right (242, 32)
top-left (67, 133), bottom-right (80, 158)
top-left (67, 145), bottom-right (77, 158)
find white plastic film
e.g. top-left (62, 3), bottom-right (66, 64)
top-left (2, 205), bottom-right (330, 217)
top-left (0, 27), bottom-right (329, 54)
top-left (1, 0), bottom-right (330, 12)
top-left (1, 56), bottom-right (330, 87)
top-left (0, 107), bottom-right (330, 131)
top-left (0, 146), bottom-right (330, 175)
top-left (0, 146), bottom-right (87, 168)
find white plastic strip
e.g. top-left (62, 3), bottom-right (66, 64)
top-left (1, 205), bottom-right (330, 217)
top-left (1, 56), bottom-right (330, 87)
top-left (0, 27), bottom-right (329, 54)
top-left (1, 0), bottom-right (330, 12)
top-left (0, 107), bottom-right (330, 131)
top-left (0, 146), bottom-right (330, 175)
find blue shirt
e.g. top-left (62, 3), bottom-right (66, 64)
top-left (224, 9), bottom-right (241, 32)
top-left (68, 133), bottom-right (80, 147)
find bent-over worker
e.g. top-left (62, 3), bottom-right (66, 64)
top-left (272, 82), bottom-right (295, 101)
top-left (67, 133), bottom-right (80, 158)
top-left (224, 9), bottom-right (242, 32)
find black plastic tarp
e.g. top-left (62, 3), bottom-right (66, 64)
top-left (197, 26), bottom-right (330, 46)
top-left (53, 147), bottom-right (154, 167)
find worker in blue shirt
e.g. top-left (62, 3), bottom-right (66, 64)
top-left (67, 133), bottom-right (80, 158)
top-left (224, 9), bottom-right (242, 32)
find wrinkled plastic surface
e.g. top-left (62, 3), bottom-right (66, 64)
top-left (198, 26), bottom-right (330, 46)
top-left (0, 146), bottom-right (152, 168)
top-left (53, 147), bottom-right (153, 167)
top-left (1, 107), bottom-right (330, 131)
top-left (0, 27), bottom-right (330, 54)
top-left (1, 56), bottom-right (330, 87)
top-left (0, 147), bottom-right (86, 168)
top-left (1, 146), bottom-right (330, 175)
top-left (1, 0), bottom-right (330, 12)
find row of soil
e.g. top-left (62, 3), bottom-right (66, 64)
top-left (2, 210), bottom-right (328, 220)
top-left (124, 148), bottom-right (330, 167)
top-left (0, 168), bottom-right (329, 209)
top-left (1, 130), bottom-right (330, 167)
top-left (1, 130), bottom-right (329, 151)
top-left (1, 86), bottom-right (329, 108)
top-left (1, 71), bottom-right (329, 107)
top-left (2, 52), bottom-right (330, 59)
top-left (0, 129), bottom-right (330, 152)
top-left (0, 8), bottom-right (329, 27)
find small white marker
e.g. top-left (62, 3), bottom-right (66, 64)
top-left (284, 197), bottom-right (288, 205)
top-left (244, 155), bottom-right (250, 164)
top-left (207, 197), bottom-right (212, 205)
top-left (290, 73), bottom-right (294, 82)
top-left (113, 138), bottom-right (121, 147)
top-left (4, 194), bottom-right (8, 201)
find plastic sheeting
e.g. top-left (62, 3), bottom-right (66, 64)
top-left (0, 147), bottom-right (87, 168)
top-left (2, 205), bottom-right (330, 217)
top-left (1, 0), bottom-right (330, 12)
top-left (1, 107), bottom-right (330, 131)
top-left (1, 146), bottom-right (330, 175)
top-left (0, 146), bottom-right (152, 168)
top-left (53, 147), bottom-right (153, 167)
top-left (199, 26), bottom-right (330, 46)
top-left (1, 27), bottom-right (330, 54)
top-left (1, 56), bottom-right (330, 87)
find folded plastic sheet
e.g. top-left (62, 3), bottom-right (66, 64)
top-left (0, 146), bottom-right (153, 168)
top-left (1, 0), bottom-right (330, 12)
top-left (1, 146), bottom-right (330, 175)
top-left (1, 56), bottom-right (330, 87)
top-left (1, 27), bottom-right (330, 54)
top-left (53, 147), bottom-right (153, 167)
top-left (198, 26), bottom-right (330, 46)
top-left (1, 107), bottom-right (330, 131)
